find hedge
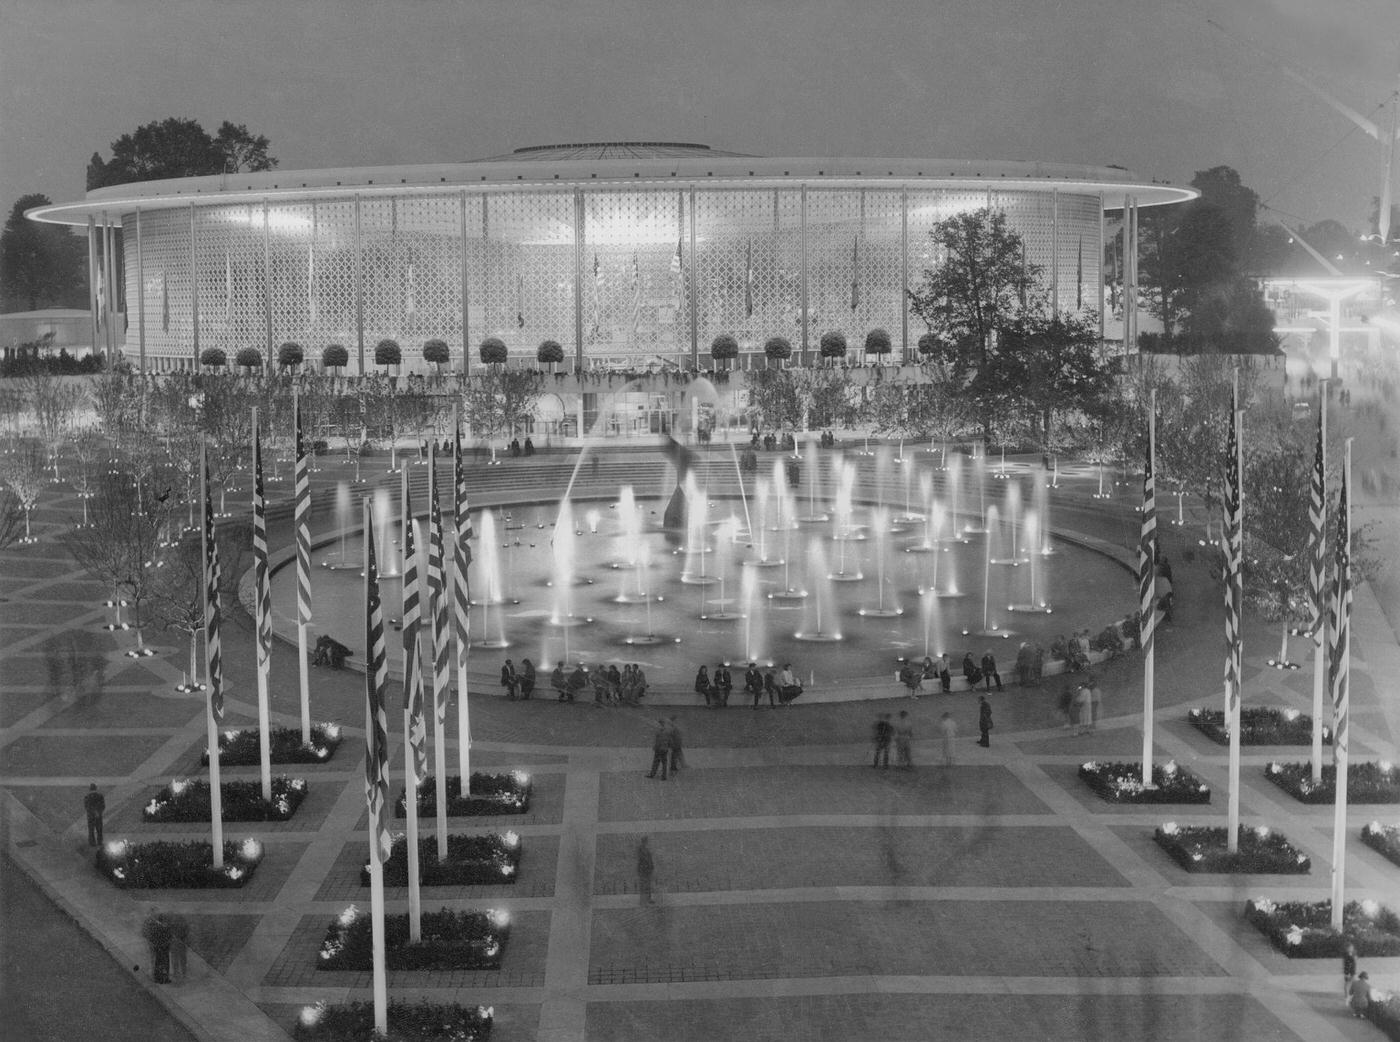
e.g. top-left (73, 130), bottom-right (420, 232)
top-left (318, 906), bottom-right (510, 971)
top-left (362, 832), bottom-right (522, 887)
top-left (201, 724), bottom-right (342, 766)
top-left (142, 777), bottom-right (308, 823)
top-left (1078, 760), bottom-right (1211, 804)
top-left (396, 771), bottom-right (531, 818)
top-left (1186, 706), bottom-right (1330, 746)
top-left (1263, 761), bottom-right (1400, 804)
top-left (294, 1001), bottom-right (493, 1041)
top-left (97, 838), bottom-right (263, 889)
top-left (1244, 897), bottom-right (1400, 957)
top-left (1154, 823), bottom-right (1310, 874)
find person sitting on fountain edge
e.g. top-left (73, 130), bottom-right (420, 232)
top-left (778, 663), bottom-right (802, 703)
top-left (568, 663), bottom-right (589, 701)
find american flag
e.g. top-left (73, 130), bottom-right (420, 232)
top-left (201, 442), bottom-right (224, 723)
top-left (224, 252), bottom-right (233, 327)
top-left (307, 245), bottom-right (317, 327)
top-left (1307, 401), bottom-right (1326, 638)
top-left (744, 238), bottom-right (754, 318)
top-left (1137, 409), bottom-right (1156, 652)
top-left (1326, 450), bottom-right (1351, 756)
top-left (427, 446), bottom-right (451, 732)
top-left (1222, 394), bottom-right (1243, 711)
top-left (671, 235), bottom-right (684, 309)
top-left (515, 273), bottom-right (524, 329)
top-left (401, 485), bottom-right (427, 781)
top-left (850, 235), bottom-right (861, 311)
top-left (452, 425), bottom-right (473, 680)
top-left (629, 252), bottom-right (643, 336)
top-left (161, 271), bottom-right (169, 333)
top-left (252, 412), bottom-right (271, 671)
top-left (1075, 237), bottom-right (1084, 311)
top-left (294, 394), bottom-right (313, 628)
top-left (591, 253), bottom-right (602, 341)
top-left (363, 503), bottom-right (393, 865)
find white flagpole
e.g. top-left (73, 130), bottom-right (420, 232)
top-left (253, 408), bottom-right (272, 801)
top-left (1140, 390), bottom-right (1156, 788)
top-left (364, 501), bottom-right (388, 1036)
top-left (1329, 439), bottom-right (1352, 931)
top-left (1311, 384), bottom-right (1327, 782)
top-left (401, 470), bottom-right (422, 941)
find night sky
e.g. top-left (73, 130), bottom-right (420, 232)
top-left (4, 0), bottom-right (1398, 231)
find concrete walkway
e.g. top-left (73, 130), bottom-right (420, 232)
top-left (3, 451), bottom-right (1397, 1042)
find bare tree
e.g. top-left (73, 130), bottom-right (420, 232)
top-left (25, 371), bottom-right (85, 480)
top-left (1, 443), bottom-right (47, 542)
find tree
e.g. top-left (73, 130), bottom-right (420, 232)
top-left (147, 520), bottom-right (250, 685)
top-left (200, 347), bottom-right (228, 369)
top-left (26, 370), bottom-right (85, 480)
top-left (791, 368), bottom-right (856, 430)
top-left (479, 337), bottom-right (507, 367)
top-left (819, 331), bottom-right (847, 366)
top-left (744, 369), bottom-right (803, 431)
top-left (277, 342), bottom-right (304, 372)
top-left (1, 445), bottom-right (47, 542)
top-left (1139, 202), bottom-right (1237, 336)
top-left (321, 343), bottom-right (348, 373)
top-left (863, 328), bottom-right (892, 360)
top-left (235, 347), bottom-right (263, 374)
top-left (536, 339), bottom-right (564, 371)
top-left (1192, 166), bottom-right (1259, 265)
top-left (423, 338), bottom-right (450, 374)
top-left (1, 194), bottom-right (88, 312)
top-left (462, 368), bottom-right (541, 442)
top-left (374, 338), bottom-right (401, 376)
top-left (87, 117), bottom-right (277, 189)
top-left (763, 336), bottom-right (792, 368)
top-left (710, 334), bottom-right (738, 370)
top-left (908, 208), bottom-right (1036, 388)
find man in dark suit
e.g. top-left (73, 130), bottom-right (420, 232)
top-left (500, 659), bottom-right (518, 700)
top-left (84, 783), bottom-right (105, 846)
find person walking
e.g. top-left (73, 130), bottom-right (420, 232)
top-left (715, 664), bottom-right (733, 706)
top-left (1075, 683), bottom-right (1094, 735)
top-left (667, 716), bottom-right (685, 774)
top-left (1349, 971), bottom-right (1372, 1018)
top-left (939, 712), bottom-right (958, 766)
top-left (646, 720), bottom-right (670, 780)
top-left (637, 836), bottom-right (656, 905)
top-left (872, 714), bottom-right (893, 768)
top-left (894, 710), bottom-right (914, 769)
top-left (500, 659), bottom-right (518, 700)
top-left (977, 696), bottom-right (993, 747)
top-left (1087, 674), bottom-right (1103, 728)
top-left (167, 911), bottom-right (190, 982)
top-left (980, 650), bottom-right (1003, 692)
top-left (83, 783), bottom-right (105, 847)
top-left (519, 658), bottom-right (536, 699)
top-left (695, 665), bottom-right (713, 707)
top-left (141, 910), bottom-right (172, 984)
top-left (1342, 942), bottom-right (1358, 1001)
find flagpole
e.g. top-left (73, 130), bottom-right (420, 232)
top-left (1329, 439), bottom-right (1353, 931)
top-left (453, 406), bottom-right (472, 786)
top-left (1140, 390), bottom-right (1157, 788)
top-left (1311, 384), bottom-right (1328, 782)
top-left (252, 408), bottom-right (272, 802)
top-left (401, 470), bottom-right (422, 941)
top-left (363, 501), bottom-right (388, 1037)
top-left (294, 389), bottom-right (313, 745)
top-left (428, 443), bottom-right (449, 859)
top-left (201, 442), bottom-right (225, 869)
top-left (1226, 372), bottom-right (1243, 853)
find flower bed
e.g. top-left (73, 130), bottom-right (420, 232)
top-left (1263, 761), bottom-right (1400, 804)
top-left (97, 838), bottom-right (263, 889)
top-left (1362, 821), bottom-right (1400, 867)
top-left (1078, 760), bottom-right (1211, 804)
top-left (1243, 897), bottom-right (1400, 957)
top-left (318, 906), bottom-right (510, 971)
top-left (143, 777), bottom-right (308, 823)
top-left (1365, 988), bottom-right (1400, 1041)
top-left (361, 831), bottom-right (523, 887)
top-left (395, 772), bottom-right (531, 818)
top-left (1186, 706), bottom-right (1330, 746)
top-left (294, 1000), bottom-right (493, 1042)
top-left (1154, 823), bottom-right (1310, 873)
top-left (202, 724), bottom-right (342, 766)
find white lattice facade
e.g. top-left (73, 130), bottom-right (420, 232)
top-left (32, 144), bottom-right (1194, 373)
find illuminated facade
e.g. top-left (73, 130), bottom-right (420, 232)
top-left (29, 143), bottom-right (1194, 373)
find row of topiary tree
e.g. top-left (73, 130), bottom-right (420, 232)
top-left (711, 328), bottom-right (935, 367)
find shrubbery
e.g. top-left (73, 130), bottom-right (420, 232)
top-left (395, 771), bottom-right (531, 818)
top-left (294, 1001), bottom-right (493, 1041)
top-left (142, 777), bottom-right (308, 823)
top-left (1079, 761), bottom-right (1211, 804)
top-left (1154, 823), bottom-right (1310, 873)
top-left (1244, 898), bottom-right (1400, 957)
top-left (1263, 761), bottom-right (1400, 804)
top-left (318, 906), bottom-right (510, 971)
top-left (97, 838), bottom-right (263, 889)
top-left (1186, 707), bottom-right (1329, 747)
top-left (201, 724), bottom-right (342, 766)
top-left (363, 832), bottom-right (523, 887)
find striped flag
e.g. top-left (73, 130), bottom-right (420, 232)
top-left (630, 252), bottom-right (643, 335)
top-left (294, 395), bottom-right (313, 628)
top-left (224, 252), bottom-right (233, 326)
top-left (307, 246), bottom-right (317, 327)
top-left (1326, 456), bottom-right (1351, 750)
top-left (671, 236), bottom-right (684, 309)
top-left (363, 505), bottom-right (393, 865)
top-left (1076, 238), bottom-right (1084, 311)
top-left (515, 273), bottom-right (524, 329)
top-left (161, 271), bottom-right (169, 333)
top-left (1307, 404), bottom-right (1327, 637)
top-left (252, 415), bottom-right (271, 671)
top-left (850, 235), bottom-right (861, 311)
top-left (452, 425), bottom-right (473, 675)
top-left (201, 443), bottom-right (224, 723)
top-left (591, 252), bottom-right (603, 340)
top-left (744, 238), bottom-right (754, 318)
top-left (1137, 411), bottom-right (1156, 649)
top-left (1222, 393), bottom-right (1243, 710)
top-left (427, 448), bottom-right (451, 732)
top-left (401, 490), bottom-right (428, 781)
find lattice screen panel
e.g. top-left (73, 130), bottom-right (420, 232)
top-left (264, 202), bottom-right (315, 354)
top-left (305, 198), bottom-right (358, 369)
top-left (394, 194), bottom-right (466, 371)
top-left (125, 210), bottom-right (194, 365)
top-left (479, 190), bottom-right (575, 364)
top-left (190, 205), bottom-right (266, 364)
top-left (804, 189), bottom-right (902, 360)
top-left (1055, 193), bottom-right (1102, 315)
top-left (993, 190), bottom-right (1054, 307)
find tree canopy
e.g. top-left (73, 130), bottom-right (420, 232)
top-left (87, 118), bottom-right (277, 190)
top-left (0, 194), bottom-right (87, 312)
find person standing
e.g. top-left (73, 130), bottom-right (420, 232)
top-left (872, 714), bottom-right (893, 768)
top-left (519, 658), bottom-right (536, 699)
top-left (141, 911), bottom-right (172, 984)
top-left (980, 651), bottom-right (1003, 692)
top-left (167, 911), bottom-right (190, 982)
top-left (939, 653), bottom-right (952, 693)
top-left (1088, 674), bottom-right (1103, 728)
top-left (894, 710), bottom-right (914, 769)
top-left (977, 696), bottom-right (993, 747)
top-left (647, 720), bottom-right (670, 780)
top-left (745, 663), bottom-right (763, 707)
top-left (667, 716), bottom-right (685, 774)
top-left (762, 670), bottom-right (779, 708)
top-left (83, 783), bottom-right (105, 847)
top-left (637, 836), bottom-right (655, 905)
top-left (1075, 683), bottom-right (1094, 735)
top-left (695, 665), bottom-right (712, 707)
top-left (716, 664), bottom-right (733, 706)
top-left (1342, 942), bottom-right (1358, 1000)
top-left (500, 659), bottom-right (518, 700)
top-left (939, 712), bottom-right (958, 766)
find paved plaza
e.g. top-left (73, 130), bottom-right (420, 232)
top-left (2, 451), bottom-right (1398, 1042)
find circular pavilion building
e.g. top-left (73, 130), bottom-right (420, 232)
top-left (29, 142), bottom-right (1194, 375)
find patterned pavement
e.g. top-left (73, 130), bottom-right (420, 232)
top-left (2, 452), bottom-right (1397, 1042)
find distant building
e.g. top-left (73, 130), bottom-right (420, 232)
top-left (0, 308), bottom-right (116, 362)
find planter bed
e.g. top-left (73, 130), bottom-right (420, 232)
top-left (1364, 988), bottom-right (1400, 1041)
top-left (1362, 821), bottom-right (1400, 867)
top-left (1263, 761), bottom-right (1400, 804)
top-left (202, 723), bottom-right (342, 766)
top-left (1186, 706), bottom-right (1330, 746)
top-left (143, 777), bottom-right (308, 823)
top-left (294, 1001), bottom-right (493, 1042)
top-left (396, 772), bottom-right (531, 818)
top-left (1243, 897), bottom-right (1400, 957)
top-left (318, 906), bottom-right (510, 971)
top-left (1154, 823), bottom-right (1310, 873)
top-left (97, 838), bottom-right (264, 888)
top-left (1079, 760), bottom-right (1211, 804)
top-left (361, 831), bottom-right (523, 887)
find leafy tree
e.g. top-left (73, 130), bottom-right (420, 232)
top-left (763, 336), bottom-right (792, 368)
top-left (423, 338), bottom-right (450, 373)
top-left (277, 342), bottom-right (304, 372)
top-left (791, 368), bottom-right (856, 429)
top-left (200, 347), bottom-right (227, 369)
top-left (907, 208), bottom-right (1036, 387)
top-left (819, 330), bottom-right (847, 366)
top-left (462, 368), bottom-right (542, 442)
top-left (744, 369), bottom-right (803, 431)
top-left (87, 117), bottom-right (277, 189)
top-left (479, 337), bottom-right (507, 367)
top-left (536, 339), bottom-right (564, 370)
top-left (1139, 202), bottom-right (1236, 336)
top-left (1, 195), bottom-right (88, 312)
top-left (710, 334), bottom-right (738, 369)
top-left (863, 328), bottom-right (892, 360)
top-left (869, 377), bottom-right (972, 444)
top-left (1192, 166), bottom-right (1260, 263)
top-left (321, 343), bottom-right (349, 372)
top-left (374, 338), bottom-right (401, 374)
top-left (235, 347), bottom-right (263, 373)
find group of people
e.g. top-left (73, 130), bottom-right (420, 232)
top-left (899, 651), bottom-right (1003, 696)
top-left (141, 909), bottom-right (191, 984)
top-left (751, 430), bottom-right (798, 452)
top-left (507, 437), bottom-right (536, 457)
top-left (1059, 674), bottom-right (1104, 733)
top-left (871, 705), bottom-right (984, 767)
top-left (1343, 943), bottom-right (1374, 1018)
top-left (646, 717), bottom-right (686, 780)
top-left (695, 662), bottom-right (803, 707)
top-left (500, 659), bottom-right (651, 706)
